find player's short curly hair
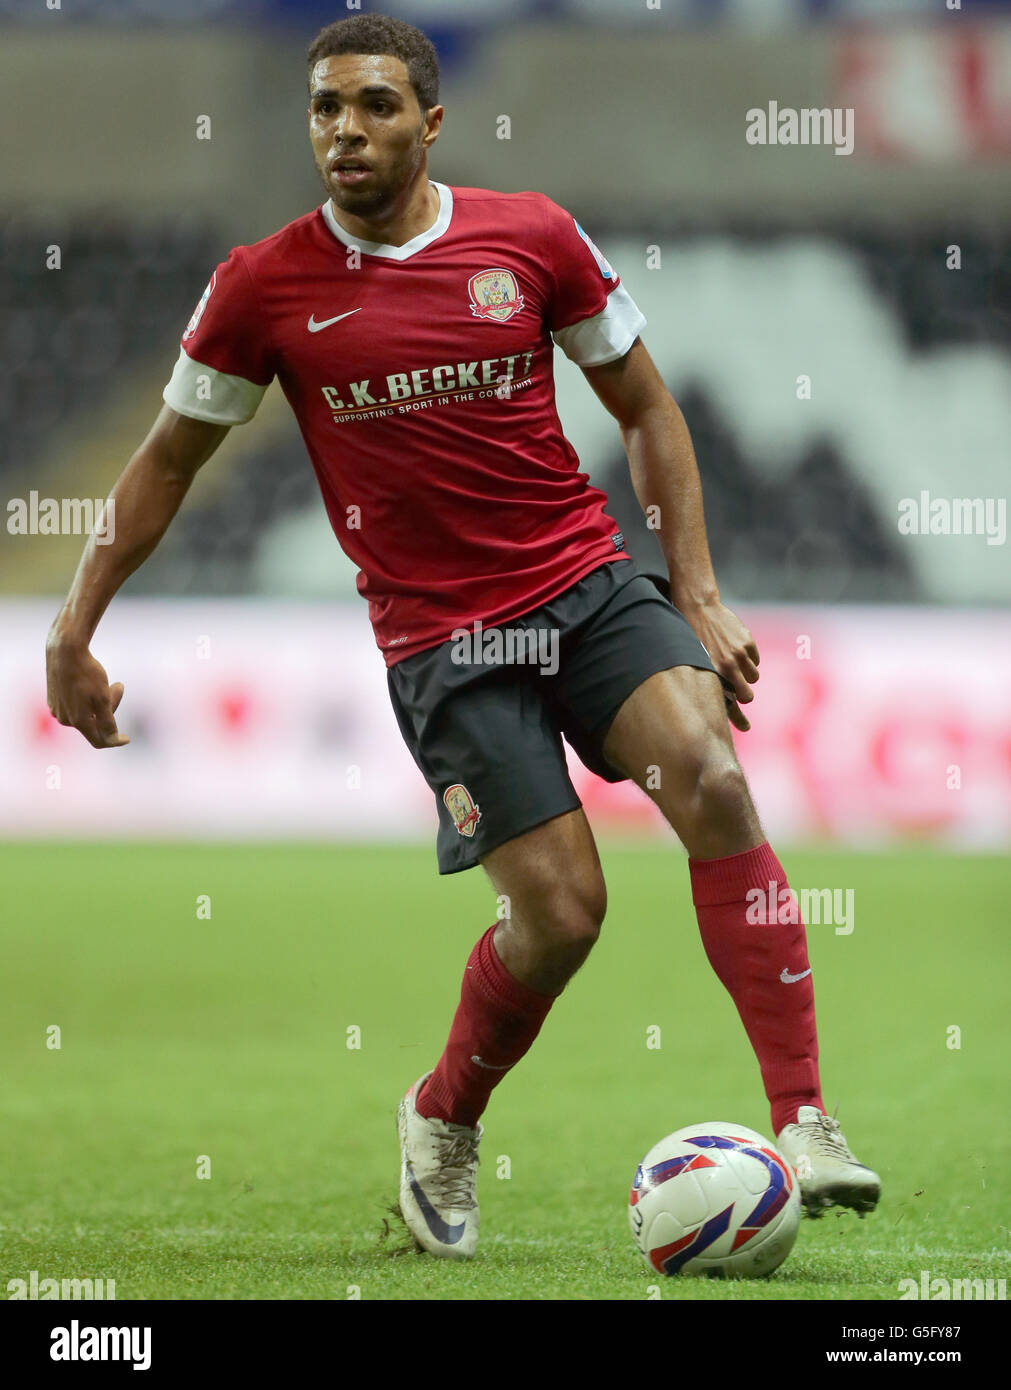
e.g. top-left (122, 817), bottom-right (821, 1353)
top-left (306, 14), bottom-right (440, 116)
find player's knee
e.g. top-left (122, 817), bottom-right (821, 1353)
top-left (567, 871), bottom-right (607, 943)
top-left (515, 868), bottom-right (606, 954)
top-left (690, 752), bottom-right (752, 826)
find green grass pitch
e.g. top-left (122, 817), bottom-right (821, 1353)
top-left (2, 842), bottom-right (1008, 1301)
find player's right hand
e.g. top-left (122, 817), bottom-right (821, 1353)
top-left (46, 638), bottom-right (130, 749)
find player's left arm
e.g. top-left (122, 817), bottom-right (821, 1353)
top-left (581, 338), bottom-right (759, 732)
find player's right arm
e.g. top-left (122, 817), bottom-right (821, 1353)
top-left (46, 405), bottom-right (230, 748)
top-left (47, 241), bottom-right (274, 747)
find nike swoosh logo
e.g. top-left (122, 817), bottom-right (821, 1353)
top-left (780, 966), bottom-right (812, 984)
top-left (406, 1163), bottom-right (467, 1244)
top-left (471, 1055), bottom-right (512, 1071)
top-left (307, 308), bottom-right (362, 333)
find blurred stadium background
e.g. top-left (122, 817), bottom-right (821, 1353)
top-left (2, 0), bottom-right (1009, 849)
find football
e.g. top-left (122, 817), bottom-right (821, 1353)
top-left (628, 1122), bottom-right (801, 1278)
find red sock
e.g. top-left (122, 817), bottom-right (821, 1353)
top-left (689, 841), bottom-right (823, 1136)
top-left (416, 924), bottom-right (558, 1128)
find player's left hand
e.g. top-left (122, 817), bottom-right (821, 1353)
top-left (679, 598), bottom-right (760, 733)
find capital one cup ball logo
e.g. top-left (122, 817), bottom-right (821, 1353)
top-left (468, 268), bottom-right (524, 322)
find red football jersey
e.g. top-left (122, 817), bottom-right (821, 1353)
top-left (163, 182), bottom-right (646, 665)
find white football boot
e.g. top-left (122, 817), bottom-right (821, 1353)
top-left (776, 1105), bottom-right (881, 1217)
top-left (397, 1072), bottom-right (481, 1259)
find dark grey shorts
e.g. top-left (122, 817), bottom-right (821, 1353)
top-left (386, 557), bottom-right (724, 874)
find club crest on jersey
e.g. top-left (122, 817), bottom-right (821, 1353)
top-left (468, 269), bottom-right (524, 322)
top-left (444, 783), bottom-right (482, 837)
top-left (183, 271), bottom-right (216, 341)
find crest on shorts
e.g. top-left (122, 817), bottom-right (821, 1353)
top-left (444, 782), bottom-right (482, 838)
top-left (468, 269), bottom-right (524, 322)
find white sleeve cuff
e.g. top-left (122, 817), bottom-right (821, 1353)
top-left (552, 282), bottom-right (647, 366)
top-left (162, 348), bottom-right (268, 425)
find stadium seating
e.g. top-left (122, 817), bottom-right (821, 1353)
top-left (3, 217), bottom-right (1006, 603)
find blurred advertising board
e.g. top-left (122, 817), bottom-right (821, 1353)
top-left (5, 600), bottom-right (1007, 848)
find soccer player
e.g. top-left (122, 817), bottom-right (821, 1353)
top-left (45, 14), bottom-right (880, 1260)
